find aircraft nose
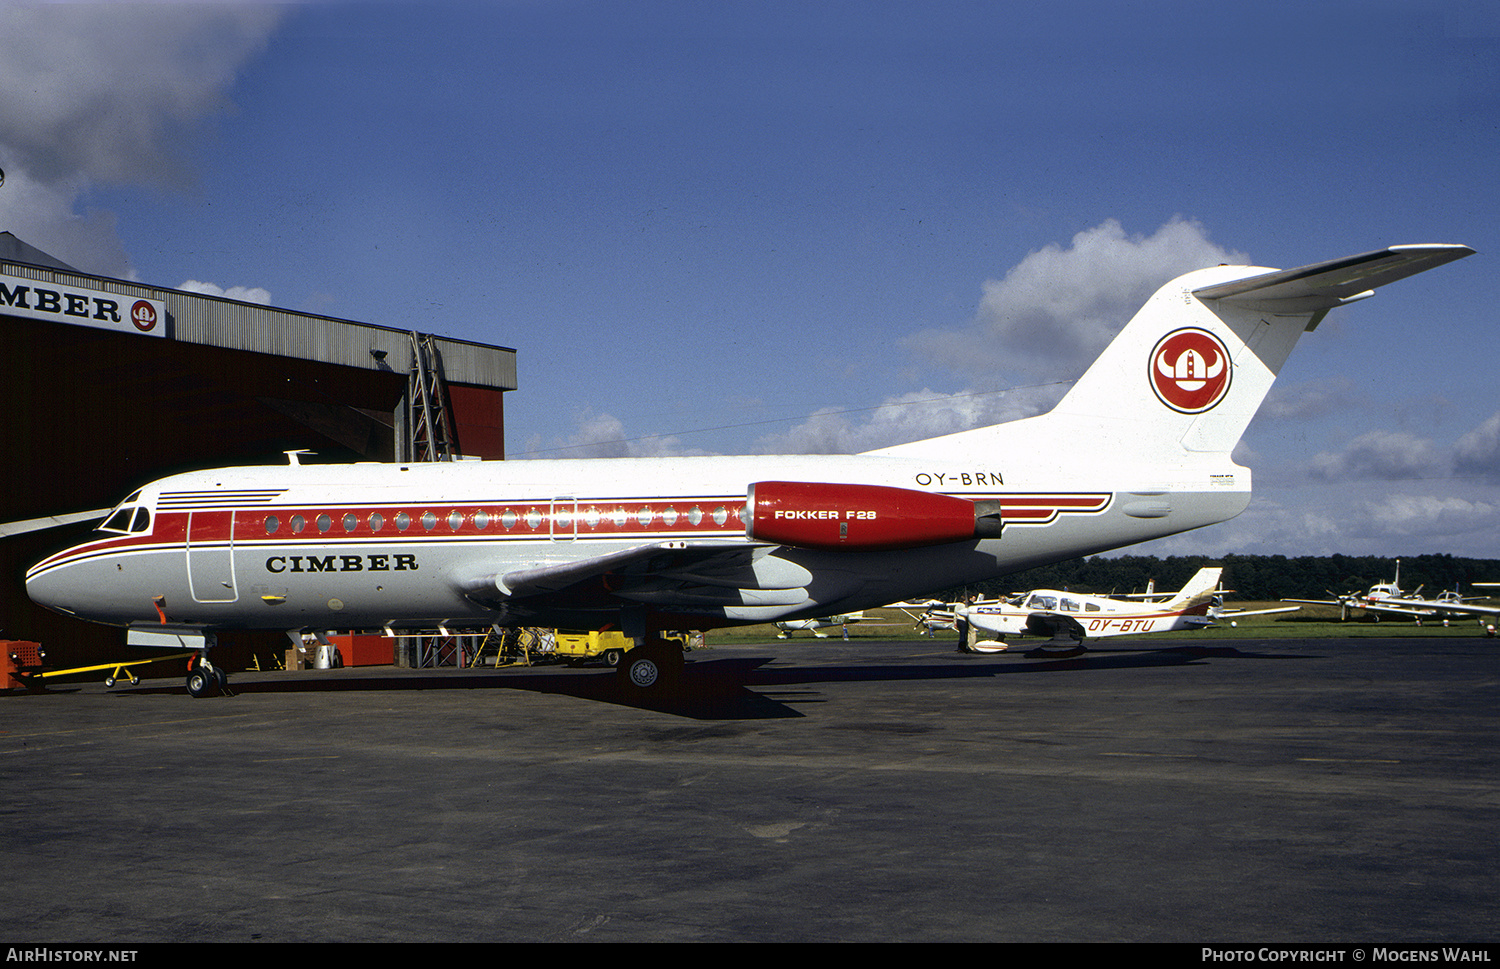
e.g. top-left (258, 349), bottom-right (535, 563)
top-left (26, 558), bottom-right (85, 618)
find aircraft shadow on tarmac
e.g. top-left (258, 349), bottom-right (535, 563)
top-left (90, 642), bottom-right (1299, 721)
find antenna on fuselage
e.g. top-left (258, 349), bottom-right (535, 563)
top-left (284, 449), bottom-right (315, 466)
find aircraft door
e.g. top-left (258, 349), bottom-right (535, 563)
top-left (186, 511), bottom-right (239, 603)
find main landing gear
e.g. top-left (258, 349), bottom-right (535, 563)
top-left (615, 635), bottom-right (686, 696)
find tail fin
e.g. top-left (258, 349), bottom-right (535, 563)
top-left (873, 245), bottom-right (1473, 461)
top-left (1166, 567), bottom-right (1224, 609)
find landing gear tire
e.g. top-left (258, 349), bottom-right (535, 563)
top-left (623, 654), bottom-right (661, 689)
top-left (616, 642), bottom-right (684, 696)
top-left (186, 666), bottom-right (217, 698)
top-left (186, 656), bottom-right (229, 698)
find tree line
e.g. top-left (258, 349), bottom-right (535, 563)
top-left (941, 553), bottom-right (1500, 603)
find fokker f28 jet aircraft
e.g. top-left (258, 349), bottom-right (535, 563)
top-left (26, 244), bottom-right (1473, 696)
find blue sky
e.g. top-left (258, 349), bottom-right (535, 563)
top-left (2, 0), bottom-right (1497, 558)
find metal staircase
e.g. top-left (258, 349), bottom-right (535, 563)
top-left (408, 331), bottom-right (458, 462)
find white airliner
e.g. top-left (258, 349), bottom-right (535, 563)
top-left (25, 244), bottom-right (1473, 696)
top-left (951, 566), bottom-right (1223, 652)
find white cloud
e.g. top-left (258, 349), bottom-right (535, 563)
top-left (522, 408), bottom-right (704, 459)
top-left (0, 5), bottom-right (283, 275)
top-left (1351, 494), bottom-right (1497, 539)
top-left (758, 218), bottom-right (1243, 454)
top-left (1454, 411), bottom-right (1500, 483)
top-left (177, 280), bottom-right (273, 305)
top-left (754, 385), bottom-right (1056, 454)
top-left (0, 166), bottom-right (133, 278)
top-left (904, 217), bottom-right (1248, 381)
top-left (1308, 429), bottom-right (1447, 481)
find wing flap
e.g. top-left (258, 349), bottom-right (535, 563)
top-left (456, 540), bottom-right (814, 613)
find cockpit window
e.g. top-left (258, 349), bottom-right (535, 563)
top-left (98, 499), bottom-right (152, 535)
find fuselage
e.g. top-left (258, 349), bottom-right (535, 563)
top-left (25, 450), bottom-right (1249, 635)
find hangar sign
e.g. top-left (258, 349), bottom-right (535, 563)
top-left (0, 270), bottom-right (165, 338)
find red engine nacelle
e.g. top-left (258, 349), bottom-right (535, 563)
top-left (746, 481), bottom-right (1002, 551)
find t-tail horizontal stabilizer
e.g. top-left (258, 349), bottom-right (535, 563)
top-left (1191, 245), bottom-right (1475, 317)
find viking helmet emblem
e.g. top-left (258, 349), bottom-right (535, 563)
top-left (1148, 328), bottom-right (1231, 413)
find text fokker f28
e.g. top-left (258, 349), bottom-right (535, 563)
top-left (26, 244), bottom-right (1473, 696)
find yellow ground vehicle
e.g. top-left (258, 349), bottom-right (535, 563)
top-left (549, 629), bottom-right (698, 667)
top-left (552, 629), bottom-right (633, 667)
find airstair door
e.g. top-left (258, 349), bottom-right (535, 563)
top-left (186, 511), bottom-right (239, 603)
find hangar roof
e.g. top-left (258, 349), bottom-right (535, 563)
top-left (0, 232), bottom-right (516, 391)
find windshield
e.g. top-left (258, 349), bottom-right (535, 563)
top-left (96, 493), bottom-right (152, 536)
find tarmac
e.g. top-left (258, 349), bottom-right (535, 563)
top-left (2, 634), bottom-right (1496, 943)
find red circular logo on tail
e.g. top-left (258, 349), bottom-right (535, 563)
top-left (1149, 328), bottom-right (1231, 413)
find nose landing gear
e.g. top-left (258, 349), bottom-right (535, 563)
top-left (185, 653), bottom-right (231, 698)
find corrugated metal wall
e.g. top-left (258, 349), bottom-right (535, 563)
top-left (0, 259), bottom-right (517, 391)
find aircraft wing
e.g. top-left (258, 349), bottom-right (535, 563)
top-left (1383, 596), bottom-right (1500, 619)
top-left (1194, 245), bottom-right (1475, 314)
top-left (457, 540), bottom-right (817, 614)
top-left (1217, 605), bottom-right (1301, 618)
top-left (1022, 611), bottom-right (1085, 640)
top-left (0, 508), bottom-right (111, 538)
top-left (1368, 604), bottom-right (1440, 618)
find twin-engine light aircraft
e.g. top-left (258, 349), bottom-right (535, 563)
top-left (949, 567), bottom-right (1224, 652)
top-left (25, 244), bottom-right (1473, 696)
top-left (1281, 561), bottom-right (1457, 622)
top-left (1373, 592), bottom-right (1500, 634)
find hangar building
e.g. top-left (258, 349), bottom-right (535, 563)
top-left (1, 233), bottom-right (517, 664)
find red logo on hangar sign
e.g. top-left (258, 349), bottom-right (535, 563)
top-left (1149, 328), bottom-right (1231, 413)
top-left (130, 300), bottom-right (157, 333)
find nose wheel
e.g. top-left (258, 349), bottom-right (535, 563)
top-left (185, 654), bottom-right (231, 698)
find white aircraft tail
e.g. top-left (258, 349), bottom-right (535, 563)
top-left (1165, 567), bottom-right (1224, 609)
top-left (872, 245), bottom-right (1473, 462)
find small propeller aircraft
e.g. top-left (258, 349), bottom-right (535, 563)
top-left (949, 566), bottom-right (1224, 652)
top-left (1281, 560), bottom-right (1452, 622)
top-left (1338, 587), bottom-right (1500, 633)
top-left (25, 244), bottom-right (1473, 696)
top-left (887, 599), bottom-right (953, 636)
top-left (775, 612), bottom-right (865, 638)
